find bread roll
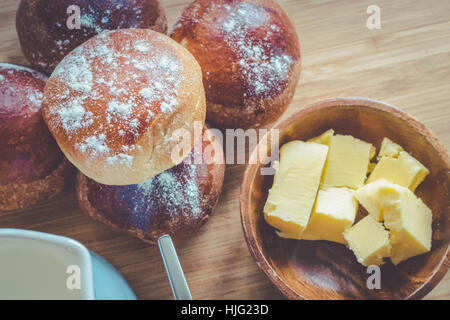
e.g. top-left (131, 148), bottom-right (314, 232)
top-left (0, 63), bottom-right (75, 210)
top-left (171, 0), bottom-right (301, 128)
top-left (42, 29), bottom-right (206, 186)
top-left (16, 0), bottom-right (167, 74)
top-left (77, 128), bottom-right (225, 243)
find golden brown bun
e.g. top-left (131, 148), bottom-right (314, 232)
top-left (0, 64), bottom-right (75, 210)
top-left (76, 128), bottom-right (225, 243)
top-left (42, 29), bottom-right (206, 185)
top-left (171, 0), bottom-right (301, 128)
top-left (16, 0), bottom-right (168, 74)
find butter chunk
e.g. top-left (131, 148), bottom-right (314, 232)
top-left (355, 179), bottom-right (390, 221)
top-left (367, 151), bottom-right (429, 191)
top-left (308, 129), bottom-right (335, 146)
top-left (377, 184), bottom-right (432, 265)
top-left (275, 230), bottom-right (295, 239)
top-left (343, 216), bottom-right (391, 266)
top-left (377, 137), bottom-right (404, 160)
top-left (322, 135), bottom-right (374, 189)
top-left (264, 141), bottom-right (329, 239)
top-left (301, 187), bottom-right (358, 244)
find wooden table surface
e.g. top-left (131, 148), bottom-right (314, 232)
top-left (0, 0), bottom-right (449, 300)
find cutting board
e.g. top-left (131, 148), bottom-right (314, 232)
top-left (0, 0), bottom-right (448, 299)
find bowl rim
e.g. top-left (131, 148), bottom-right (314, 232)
top-left (240, 96), bottom-right (450, 300)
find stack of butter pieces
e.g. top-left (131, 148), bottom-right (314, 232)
top-left (264, 129), bottom-right (432, 266)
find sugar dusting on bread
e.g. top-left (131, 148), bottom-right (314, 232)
top-left (133, 162), bottom-right (201, 225)
top-left (172, 0), bottom-right (295, 99)
top-left (0, 63), bottom-right (47, 115)
top-left (130, 144), bottom-right (207, 229)
top-left (18, 0), bottom-right (166, 73)
top-left (220, 2), bottom-right (293, 97)
top-left (46, 29), bottom-right (184, 167)
top-left (78, 129), bottom-right (224, 240)
top-left (99, 150), bottom-right (204, 231)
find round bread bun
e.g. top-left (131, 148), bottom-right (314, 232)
top-left (16, 0), bottom-right (167, 74)
top-left (77, 127), bottom-right (225, 243)
top-left (170, 0), bottom-right (301, 128)
top-left (0, 63), bottom-right (75, 210)
top-left (42, 29), bottom-right (206, 186)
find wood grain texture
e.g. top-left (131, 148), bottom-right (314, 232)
top-left (0, 0), bottom-right (449, 299)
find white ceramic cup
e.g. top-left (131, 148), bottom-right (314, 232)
top-left (0, 228), bottom-right (95, 300)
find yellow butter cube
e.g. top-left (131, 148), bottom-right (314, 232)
top-left (367, 151), bottom-right (429, 191)
top-left (377, 137), bottom-right (403, 160)
top-left (322, 135), bottom-right (374, 189)
top-left (308, 129), bottom-right (335, 146)
top-left (343, 216), bottom-right (391, 266)
top-left (264, 141), bottom-right (329, 239)
top-left (355, 179), bottom-right (390, 221)
top-left (301, 187), bottom-right (358, 244)
top-left (275, 230), bottom-right (295, 239)
top-left (377, 184), bottom-right (432, 265)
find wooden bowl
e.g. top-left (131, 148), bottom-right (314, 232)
top-left (240, 97), bottom-right (449, 300)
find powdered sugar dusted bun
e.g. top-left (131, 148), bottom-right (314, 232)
top-left (171, 0), bottom-right (301, 128)
top-left (0, 64), bottom-right (75, 210)
top-left (16, 0), bottom-right (167, 74)
top-left (42, 29), bottom-right (206, 185)
top-left (76, 128), bottom-right (225, 243)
